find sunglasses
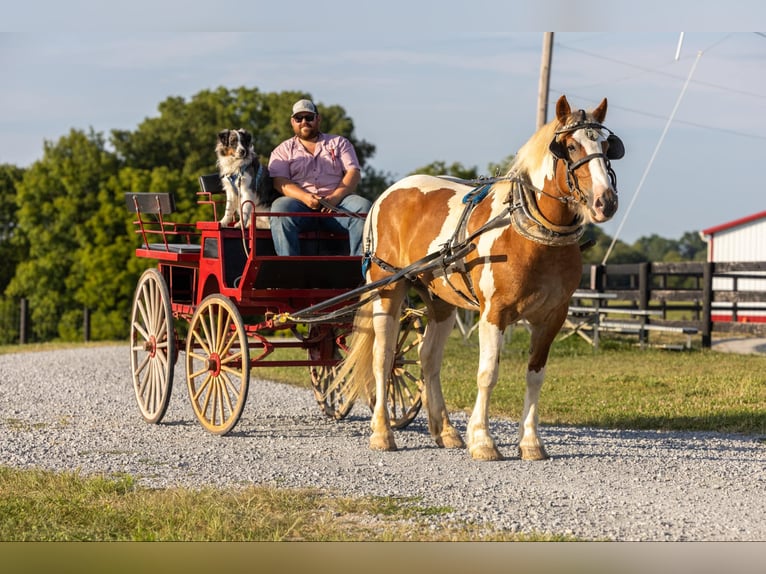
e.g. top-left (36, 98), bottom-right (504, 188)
top-left (293, 114), bottom-right (316, 123)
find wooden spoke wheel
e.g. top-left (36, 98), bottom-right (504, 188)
top-left (185, 294), bottom-right (249, 435)
top-left (308, 326), bottom-right (355, 420)
top-left (129, 268), bottom-right (176, 424)
top-left (385, 307), bottom-right (425, 429)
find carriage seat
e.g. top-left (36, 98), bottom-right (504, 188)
top-left (125, 192), bottom-right (201, 261)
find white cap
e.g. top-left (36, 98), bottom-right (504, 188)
top-left (292, 99), bottom-right (318, 116)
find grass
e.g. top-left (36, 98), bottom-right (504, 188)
top-left (0, 467), bottom-right (569, 542)
top-left (258, 328), bottom-right (766, 436)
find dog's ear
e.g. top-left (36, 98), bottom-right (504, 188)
top-left (238, 129), bottom-right (253, 148)
top-left (218, 130), bottom-right (230, 146)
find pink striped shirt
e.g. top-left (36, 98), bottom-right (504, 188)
top-left (268, 133), bottom-right (360, 198)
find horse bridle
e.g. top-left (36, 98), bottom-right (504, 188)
top-left (547, 116), bottom-right (624, 205)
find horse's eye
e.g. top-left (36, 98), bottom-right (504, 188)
top-left (567, 143), bottom-right (577, 153)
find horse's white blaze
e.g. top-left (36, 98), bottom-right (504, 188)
top-left (572, 129), bottom-right (612, 192)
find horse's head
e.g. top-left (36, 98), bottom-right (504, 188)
top-left (548, 95), bottom-right (623, 223)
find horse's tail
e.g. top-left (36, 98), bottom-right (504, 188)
top-left (327, 299), bottom-right (376, 404)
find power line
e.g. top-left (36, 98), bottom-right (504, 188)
top-left (557, 38), bottom-right (766, 102)
top-left (602, 50), bottom-right (703, 265)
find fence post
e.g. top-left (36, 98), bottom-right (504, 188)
top-left (83, 307), bottom-right (91, 342)
top-left (638, 262), bottom-right (650, 345)
top-left (19, 298), bottom-right (28, 345)
top-left (701, 262), bottom-right (714, 348)
top-left (589, 264), bottom-right (605, 292)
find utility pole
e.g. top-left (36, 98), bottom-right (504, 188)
top-left (536, 32), bottom-right (554, 129)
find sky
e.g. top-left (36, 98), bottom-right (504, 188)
top-left (2, 1), bottom-right (766, 247)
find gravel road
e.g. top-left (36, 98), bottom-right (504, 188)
top-left (1, 344), bottom-right (764, 541)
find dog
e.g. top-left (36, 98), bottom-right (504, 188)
top-left (215, 129), bottom-right (276, 229)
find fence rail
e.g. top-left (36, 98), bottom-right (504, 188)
top-left (585, 261), bottom-right (766, 347)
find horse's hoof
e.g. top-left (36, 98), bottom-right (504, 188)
top-left (519, 445), bottom-right (549, 461)
top-left (469, 445), bottom-right (503, 461)
top-left (436, 429), bottom-right (465, 449)
top-left (370, 432), bottom-right (397, 451)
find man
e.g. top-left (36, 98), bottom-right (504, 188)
top-left (268, 99), bottom-right (371, 256)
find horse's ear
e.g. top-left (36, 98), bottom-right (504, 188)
top-left (606, 134), bottom-right (625, 160)
top-left (593, 98), bottom-right (608, 123)
top-left (555, 95), bottom-right (571, 122)
top-left (549, 138), bottom-right (567, 159)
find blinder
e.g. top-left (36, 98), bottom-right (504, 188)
top-left (606, 134), bottom-right (624, 160)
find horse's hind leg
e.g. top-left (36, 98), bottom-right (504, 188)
top-left (466, 319), bottom-right (504, 461)
top-left (419, 300), bottom-right (464, 449)
top-left (369, 284), bottom-right (407, 451)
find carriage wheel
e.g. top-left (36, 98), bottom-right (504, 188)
top-left (129, 268), bottom-right (175, 424)
top-left (385, 307), bottom-right (425, 429)
top-left (308, 326), bottom-right (354, 420)
top-left (185, 294), bottom-right (249, 435)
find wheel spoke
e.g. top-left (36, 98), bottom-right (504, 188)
top-left (132, 319), bottom-right (150, 344)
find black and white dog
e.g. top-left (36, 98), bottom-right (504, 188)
top-left (215, 129), bottom-right (276, 229)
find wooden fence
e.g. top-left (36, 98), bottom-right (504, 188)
top-left (583, 261), bottom-right (766, 347)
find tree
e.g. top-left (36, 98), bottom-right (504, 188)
top-left (0, 164), bottom-right (27, 292)
top-left (6, 129), bottom-right (119, 341)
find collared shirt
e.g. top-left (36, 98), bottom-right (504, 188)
top-left (268, 133), bottom-right (360, 198)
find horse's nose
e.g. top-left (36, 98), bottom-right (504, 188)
top-left (601, 193), bottom-right (618, 218)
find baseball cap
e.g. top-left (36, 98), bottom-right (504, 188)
top-left (292, 99), bottom-right (318, 117)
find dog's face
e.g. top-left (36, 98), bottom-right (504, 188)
top-left (216, 129), bottom-right (254, 161)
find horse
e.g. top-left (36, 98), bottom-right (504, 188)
top-left (336, 95), bottom-right (623, 461)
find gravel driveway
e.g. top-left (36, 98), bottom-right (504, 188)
top-left (1, 344), bottom-right (764, 541)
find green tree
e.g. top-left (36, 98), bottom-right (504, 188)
top-left (0, 164), bottom-right (27, 292)
top-left (6, 129), bottom-right (119, 341)
top-left (678, 230), bottom-right (707, 261)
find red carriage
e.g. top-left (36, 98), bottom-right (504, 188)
top-left (126, 175), bottom-right (423, 435)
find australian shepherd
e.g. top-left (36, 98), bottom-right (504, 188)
top-left (215, 129), bottom-right (276, 229)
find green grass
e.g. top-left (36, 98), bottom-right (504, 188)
top-left (259, 329), bottom-right (766, 436)
top-left (0, 467), bottom-right (568, 541)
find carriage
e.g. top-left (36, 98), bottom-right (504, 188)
top-left (128, 95), bottom-right (623, 461)
top-left (126, 175), bottom-right (423, 435)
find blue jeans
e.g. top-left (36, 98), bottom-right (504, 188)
top-left (269, 195), bottom-right (372, 256)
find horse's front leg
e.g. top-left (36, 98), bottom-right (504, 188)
top-left (518, 366), bottom-right (548, 460)
top-left (368, 299), bottom-right (400, 451)
top-left (466, 320), bottom-right (504, 461)
top-left (519, 314), bottom-right (565, 461)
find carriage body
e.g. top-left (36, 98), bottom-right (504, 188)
top-left (126, 176), bottom-right (423, 435)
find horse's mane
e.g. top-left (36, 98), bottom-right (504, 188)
top-left (506, 118), bottom-right (561, 179)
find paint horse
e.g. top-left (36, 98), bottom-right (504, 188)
top-left (337, 95), bottom-right (624, 461)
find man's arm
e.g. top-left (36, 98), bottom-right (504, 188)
top-left (322, 168), bottom-right (361, 207)
top-left (272, 177), bottom-right (322, 210)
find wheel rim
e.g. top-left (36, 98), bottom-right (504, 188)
top-left (308, 326), bottom-right (354, 420)
top-left (185, 295), bottom-right (249, 435)
top-left (387, 308), bottom-right (424, 429)
top-left (130, 268), bottom-right (175, 424)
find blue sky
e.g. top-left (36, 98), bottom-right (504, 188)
top-left (2, 2), bottom-right (766, 246)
